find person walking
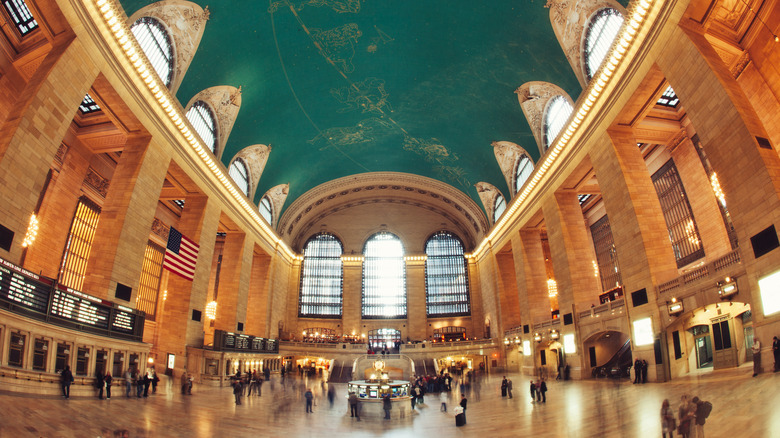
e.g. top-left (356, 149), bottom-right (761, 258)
top-left (181, 371), bottom-right (190, 395)
top-left (104, 371), bottom-right (113, 399)
top-left (641, 359), bottom-right (648, 383)
top-left (500, 376), bottom-right (508, 397)
top-left (135, 370), bottom-right (144, 398)
top-left (535, 379), bottom-right (542, 402)
top-left (348, 392), bottom-right (360, 419)
top-left (61, 365), bottom-right (74, 399)
top-left (506, 378), bottom-right (513, 399)
top-left (752, 337), bottom-right (762, 376)
top-left (439, 390), bottom-right (448, 412)
top-left (633, 358), bottom-right (642, 384)
top-left (305, 388), bottom-right (314, 413)
top-left (529, 380), bottom-right (536, 402)
top-left (773, 336), bottom-right (780, 372)
top-left (661, 399), bottom-right (676, 438)
top-left (538, 378), bottom-right (547, 403)
top-left (383, 394), bottom-right (392, 419)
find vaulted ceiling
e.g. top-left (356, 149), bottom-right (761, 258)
top-left (119, 0), bottom-right (627, 219)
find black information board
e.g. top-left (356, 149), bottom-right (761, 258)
top-left (51, 287), bottom-right (111, 329)
top-left (214, 330), bottom-right (278, 353)
top-left (0, 257), bottom-right (144, 341)
top-left (0, 260), bottom-right (52, 313)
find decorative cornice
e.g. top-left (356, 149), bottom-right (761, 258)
top-left (84, 167), bottom-right (110, 197)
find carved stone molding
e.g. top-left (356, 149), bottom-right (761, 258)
top-left (184, 85), bottom-right (242, 161)
top-left (231, 144), bottom-right (271, 201)
top-left (151, 217), bottom-right (170, 241)
top-left (84, 167), bottom-right (110, 198)
top-left (475, 182), bottom-right (503, 225)
top-left (262, 183), bottom-right (289, 229)
top-left (127, 1), bottom-right (209, 95)
top-left (54, 144), bottom-right (69, 167)
top-left (731, 51), bottom-right (751, 79)
top-left (492, 141), bottom-right (534, 196)
top-left (515, 81), bottom-right (572, 156)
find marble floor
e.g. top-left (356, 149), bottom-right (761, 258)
top-left (0, 363), bottom-right (777, 438)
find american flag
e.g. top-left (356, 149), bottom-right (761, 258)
top-left (163, 226), bottom-right (200, 281)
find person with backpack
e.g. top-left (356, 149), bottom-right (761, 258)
top-left (692, 396), bottom-right (712, 437)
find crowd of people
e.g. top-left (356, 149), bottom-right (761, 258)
top-left (662, 395), bottom-right (712, 438)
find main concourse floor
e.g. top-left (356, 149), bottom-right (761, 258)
top-left (0, 363), bottom-right (776, 438)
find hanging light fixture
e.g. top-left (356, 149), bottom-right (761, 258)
top-left (205, 300), bottom-right (218, 320)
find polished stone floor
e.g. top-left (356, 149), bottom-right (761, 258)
top-left (0, 363), bottom-right (777, 437)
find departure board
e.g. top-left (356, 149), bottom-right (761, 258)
top-left (0, 259), bottom-right (51, 313)
top-left (51, 286), bottom-right (110, 329)
top-left (214, 330), bottom-right (278, 352)
top-left (111, 305), bottom-right (136, 334)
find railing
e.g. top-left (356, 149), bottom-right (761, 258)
top-left (401, 339), bottom-right (496, 350)
top-left (578, 298), bottom-right (626, 319)
top-left (532, 318), bottom-right (561, 331)
top-left (656, 249), bottom-right (742, 296)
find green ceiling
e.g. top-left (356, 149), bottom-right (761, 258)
top-left (119, 0), bottom-right (627, 217)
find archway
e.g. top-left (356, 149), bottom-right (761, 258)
top-left (582, 330), bottom-right (631, 379)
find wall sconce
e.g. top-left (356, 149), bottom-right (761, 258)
top-left (550, 330), bottom-right (559, 340)
top-left (668, 297), bottom-right (684, 316)
top-left (503, 338), bottom-right (510, 345)
top-left (534, 332), bottom-right (542, 343)
top-left (717, 277), bottom-right (738, 299)
top-left (514, 337), bottom-right (521, 344)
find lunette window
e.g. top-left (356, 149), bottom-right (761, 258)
top-left (425, 231), bottom-right (470, 317)
top-left (543, 96), bottom-right (573, 151)
top-left (583, 8), bottom-right (624, 80)
top-left (493, 195), bottom-right (506, 223)
top-left (362, 232), bottom-right (406, 319)
top-left (515, 154), bottom-right (533, 193)
top-left (229, 159), bottom-right (250, 196)
top-left (259, 196), bottom-right (273, 225)
top-left (185, 101), bottom-right (217, 154)
top-left (299, 233), bottom-right (343, 318)
top-left (130, 17), bottom-right (174, 87)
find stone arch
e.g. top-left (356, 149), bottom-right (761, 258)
top-left (515, 82), bottom-right (575, 156)
top-left (475, 182), bottom-right (505, 225)
top-left (183, 85), bottom-right (242, 161)
top-left (127, 0), bottom-right (209, 95)
top-left (260, 183), bottom-right (289, 229)
top-left (545, 0), bottom-right (627, 88)
top-left (492, 141), bottom-right (536, 197)
top-left (229, 144), bottom-right (271, 201)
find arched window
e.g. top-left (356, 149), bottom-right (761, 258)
top-left (299, 233), bottom-right (343, 318)
top-left (425, 231), bottom-right (470, 317)
top-left (583, 8), bottom-right (624, 81)
top-left (186, 101), bottom-right (217, 154)
top-left (515, 154), bottom-right (533, 193)
top-left (130, 17), bottom-right (174, 87)
top-left (543, 96), bottom-right (573, 151)
top-left (229, 159), bottom-right (250, 196)
top-left (362, 232), bottom-right (406, 319)
top-left (259, 196), bottom-right (273, 225)
top-left (493, 195), bottom-right (506, 223)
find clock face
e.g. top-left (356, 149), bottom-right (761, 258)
top-left (374, 360), bottom-right (385, 371)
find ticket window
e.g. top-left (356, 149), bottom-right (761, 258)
top-left (32, 338), bottom-right (48, 371)
top-left (112, 352), bottom-right (124, 376)
top-left (8, 332), bottom-right (25, 367)
top-left (55, 343), bottom-right (71, 372)
top-left (76, 347), bottom-right (89, 375)
top-left (95, 350), bottom-right (107, 374)
top-left (129, 353), bottom-right (139, 373)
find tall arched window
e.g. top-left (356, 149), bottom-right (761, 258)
top-left (425, 231), bottom-right (470, 317)
top-left (229, 159), bottom-right (250, 196)
top-left (515, 154), bottom-right (533, 193)
top-left (583, 8), bottom-right (624, 81)
top-left (186, 101), bottom-right (217, 154)
top-left (299, 233), bottom-right (343, 318)
top-left (259, 196), bottom-right (273, 225)
top-left (130, 17), bottom-right (174, 87)
top-left (362, 232), bottom-right (406, 319)
top-left (543, 96), bottom-right (573, 151)
top-left (493, 195), bottom-right (506, 223)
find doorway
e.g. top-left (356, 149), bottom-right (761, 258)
top-left (690, 325), bottom-right (712, 368)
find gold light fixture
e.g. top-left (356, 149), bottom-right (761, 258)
top-left (205, 300), bottom-right (218, 320)
top-left (21, 213), bottom-right (38, 248)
